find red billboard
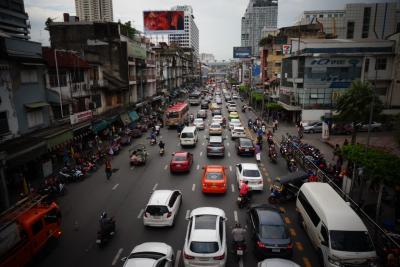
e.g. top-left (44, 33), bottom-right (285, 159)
top-left (143, 11), bottom-right (185, 34)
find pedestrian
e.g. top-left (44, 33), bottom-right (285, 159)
top-left (298, 123), bottom-right (304, 139)
top-left (274, 119), bottom-right (278, 131)
top-left (105, 159), bottom-right (112, 180)
top-left (255, 143), bottom-right (261, 164)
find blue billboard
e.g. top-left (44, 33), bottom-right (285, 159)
top-left (233, 47), bottom-right (252, 58)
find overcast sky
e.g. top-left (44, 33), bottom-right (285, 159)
top-left (26, 0), bottom-right (393, 60)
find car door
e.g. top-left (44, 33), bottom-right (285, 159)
top-left (318, 223), bottom-right (330, 263)
top-left (169, 191), bottom-right (181, 217)
top-left (236, 164), bottom-right (242, 185)
top-left (249, 210), bottom-right (259, 239)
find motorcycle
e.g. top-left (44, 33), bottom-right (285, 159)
top-left (287, 160), bottom-right (297, 172)
top-left (269, 151), bottom-right (277, 163)
top-left (159, 148), bottom-right (165, 156)
top-left (149, 138), bottom-right (156, 146)
top-left (237, 195), bottom-right (250, 209)
top-left (59, 167), bottom-right (84, 183)
top-left (96, 218), bottom-right (116, 248)
top-left (233, 241), bottom-right (246, 261)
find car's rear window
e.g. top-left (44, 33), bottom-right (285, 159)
top-left (260, 225), bottom-right (288, 239)
top-left (211, 124), bottom-right (221, 128)
top-left (234, 129), bottom-right (244, 133)
top-left (243, 169), bottom-right (260, 177)
top-left (206, 172), bottom-right (223, 180)
top-left (173, 156), bottom-right (187, 161)
top-left (145, 205), bottom-right (169, 216)
top-left (194, 215), bottom-right (217, 229)
top-left (190, 242), bottom-right (219, 254)
top-left (240, 139), bottom-right (253, 146)
top-left (181, 132), bottom-right (194, 138)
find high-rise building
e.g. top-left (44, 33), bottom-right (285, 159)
top-left (300, 2), bottom-right (399, 40)
top-left (168, 5), bottom-right (199, 57)
top-left (75, 0), bottom-right (113, 22)
top-left (200, 53), bottom-right (215, 63)
top-left (241, 0), bottom-right (278, 57)
top-left (0, 0), bottom-right (30, 39)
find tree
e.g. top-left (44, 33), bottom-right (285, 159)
top-left (119, 21), bottom-right (136, 38)
top-left (259, 35), bottom-right (274, 47)
top-left (335, 80), bottom-right (383, 144)
top-left (44, 17), bottom-right (54, 31)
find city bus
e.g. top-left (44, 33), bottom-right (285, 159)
top-left (188, 92), bottom-right (201, 105)
top-left (165, 102), bottom-right (189, 127)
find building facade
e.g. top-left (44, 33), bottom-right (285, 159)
top-left (168, 5), bottom-right (199, 57)
top-left (0, 0), bottom-right (30, 39)
top-left (241, 0), bottom-right (278, 57)
top-left (200, 53), bottom-right (215, 63)
top-left (75, 0), bottom-right (114, 22)
top-left (300, 10), bottom-right (346, 38)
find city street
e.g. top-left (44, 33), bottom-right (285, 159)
top-left (36, 97), bottom-right (319, 267)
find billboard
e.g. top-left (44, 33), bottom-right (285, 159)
top-left (233, 47), bottom-right (252, 58)
top-left (143, 11), bottom-right (184, 34)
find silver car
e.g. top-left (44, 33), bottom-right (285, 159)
top-left (303, 121), bottom-right (323, 133)
top-left (193, 118), bottom-right (205, 130)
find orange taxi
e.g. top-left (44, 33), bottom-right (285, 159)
top-left (201, 165), bottom-right (227, 194)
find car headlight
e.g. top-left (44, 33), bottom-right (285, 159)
top-left (327, 256), bottom-right (341, 267)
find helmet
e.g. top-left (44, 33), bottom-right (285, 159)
top-left (101, 212), bottom-right (107, 219)
top-left (235, 222), bottom-right (242, 228)
top-left (244, 181), bottom-right (249, 185)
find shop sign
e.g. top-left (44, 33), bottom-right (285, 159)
top-left (282, 45), bottom-right (291, 55)
top-left (70, 110), bottom-right (93, 125)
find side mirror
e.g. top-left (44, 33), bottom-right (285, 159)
top-left (206, 137), bottom-right (209, 140)
top-left (121, 257), bottom-right (127, 262)
top-left (321, 240), bottom-right (328, 247)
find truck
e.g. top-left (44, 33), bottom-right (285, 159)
top-left (0, 195), bottom-right (62, 267)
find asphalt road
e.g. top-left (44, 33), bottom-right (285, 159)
top-left (36, 95), bottom-right (319, 267)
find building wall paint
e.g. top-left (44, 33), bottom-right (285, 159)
top-left (0, 66), bottom-right (19, 141)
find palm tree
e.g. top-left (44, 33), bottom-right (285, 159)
top-left (335, 80), bottom-right (383, 144)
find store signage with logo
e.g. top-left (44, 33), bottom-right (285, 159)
top-left (282, 45), bottom-right (291, 55)
top-left (70, 110), bottom-right (93, 125)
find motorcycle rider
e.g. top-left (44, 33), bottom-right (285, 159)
top-left (247, 119), bottom-right (253, 128)
top-left (150, 131), bottom-right (157, 144)
top-left (155, 124), bottom-right (161, 136)
top-left (269, 143), bottom-right (277, 159)
top-left (239, 181), bottom-right (250, 203)
top-left (99, 212), bottom-right (115, 235)
top-left (189, 113), bottom-right (194, 123)
top-left (159, 140), bottom-right (165, 154)
top-left (232, 223), bottom-right (247, 246)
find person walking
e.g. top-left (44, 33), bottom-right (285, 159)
top-left (105, 159), bottom-right (112, 180)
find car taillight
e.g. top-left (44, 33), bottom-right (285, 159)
top-left (207, 146), bottom-right (212, 151)
top-left (203, 183), bottom-right (207, 188)
top-left (287, 242), bottom-right (293, 249)
top-left (166, 212), bottom-right (172, 218)
top-left (184, 251), bottom-right (195, 259)
top-left (250, 147), bottom-right (255, 150)
top-left (257, 241), bottom-right (265, 248)
top-left (144, 212), bottom-right (149, 218)
top-left (240, 147), bottom-right (245, 151)
top-left (213, 253), bottom-right (225, 260)
top-left (258, 180), bottom-right (263, 184)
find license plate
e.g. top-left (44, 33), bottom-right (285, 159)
top-left (245, 149), bottom-right (249, 151)
top-left (153, 216), bottom-right (161, 219)
top-left (236, 250), bottom-right (243, 255)
top-left (176, 164), bottom-right (181, 167)
top-left (199, 258), bottom-right (209, 261)
top-left (272, 248), bottom-right (280, 253)
top-left (96, 240), bottom-right (101, 244)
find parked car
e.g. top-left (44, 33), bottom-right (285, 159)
top-left (331, 123), bottom-right (353, 135)
top-left (249, 205), bottom-right (293, 259)
top-left (209, 123), bottom-right (223, 135)
top-left (201, 165), bottom-right (227, 194)
top-left (197, 109), bottom-right (207, 119)
top-left (229, 119), bottom-right (242, 130)
top-left (358, 121), bottom-right (383, 132)
top-left (236, 138), bottom-right (255, 156)
top-left (143, 190), bottom-right (182, 227)
top-left (258, 259), bottom-right (300, 267)
top-left (121, 242), bottom-right (174, 267)
top-left (303, 121), bottom-right (323, 134)
top-left (201, 100), bottom-right (209, 110)
top-left (183, 207), bottom-right (227, 266)
top-left (193, 118), bottom-right (205, 130)
top-left (206, 136), bottom-right (225, 157)
top-left (236, 163), bottom-right (263, 191)
top-left (170, 152), bottom-right (193, 173)
top-left (231, 127), bottom-right (246, 139)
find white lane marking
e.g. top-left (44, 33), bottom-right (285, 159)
top-left (152, 183), bottom-right (158, 191)
top-left (225, 135), bottom-right (229, 139)
top-left (231, 184), bottom-right (235, 192)
top-left (192, 184), bottom-right (196, 191)
top-left (226, 142), bottom-right (230, 146)
top-left (111, 248), bottom-right (124, 266)
top-left (234, 210), bottom-right (239, 223)
top-left (239, 258), bottom-right (244, 267)
top-left (112, 183), bottom-right (119, 190)
top-left (164, 164), bottom-right (168, 170)
top-left (130, 167), bottom-right (134, 170)
top-left (228, 152), bottom-right (231, 157)
top-left (229, 165), bottom-right (232, 172)
top-left (203, 135), bottom-right (207, 138)
top-left (174, 250), bottom-right (181, 267)
top-left (196, 164), bottom-right (200, 170)
top-left (200, 151), bottom-right (203, 156)
top-left (186, 210), bottom-right (190, 218)
top-left (202, 142), bottom-right (205, 146)
top-left (137, 209), bottom-right (144, 219)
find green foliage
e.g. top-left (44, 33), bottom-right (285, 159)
top-left (44, 17), bottom-right (54, 31)
top-left (120, 21), bottom-right (137, 38)
top-left (342, 144), bottom-right (400, 186)
top-left (259, 35), bottom-right (274, 47)
top-left (265, 102), bottom-right (283, 111)
top-left (239, 85), bottom-right (249, 93)
top-left (251, 92), bottom-right (263, 102)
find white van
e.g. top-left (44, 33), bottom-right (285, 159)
top-left (180, 126), bottom-right (198, 147)
top-left (296, 183), bottom-right (377, 267)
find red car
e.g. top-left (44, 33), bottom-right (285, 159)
top-left (170, 152), bottom-right (193, 173)
top-left (201, 165), bottom-right (227, 194)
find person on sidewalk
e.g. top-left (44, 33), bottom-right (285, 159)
top-left (274, 119), bottom-right (278, 131)
top-left (105, 159), bottom-right (112, 180)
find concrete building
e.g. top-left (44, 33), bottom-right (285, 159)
top-left (168, 5), bottom-right (199, 57)
top-left (241, 0), bottom-right (278, 57)
top-left (200, 53), bottom-right (215, 63)
top-left (0, 0), bottom-right (30, 39)
top-left (75, 0), bottom-right (113, 22)
top-left (388, 32), bottom-right (400, 109)
top-left (300, 2), bottom-right (399, 40)
top-left (279, 38), bottom-right (395, 122)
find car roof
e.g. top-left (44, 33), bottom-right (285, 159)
top-left (209, 136), bottom-right (222, 142)
top-left (240, 163), bottom-right (259, 170)
top-left (190, 229), bottom-right (219, 242)
top-left (182, 126), bottom-right (196, 132)
top-left (148, 190), bottom-right (174, 206)
top-left (233, 127), bottom-right (244, 130)
top-left (174, 151), bottom-right (188, 157)
top-left (239, 137), bottom-right (253, 143)
top-left (131, 242), bottom-right (171, 255)
top-left (210, 123), bottom-right (221, 127)
top-left (259, 258), bottom-right (300, 267)
top-left (254, 207), bottom-right (284, 225)
top-left (190, 207), bottom-right (226, 218)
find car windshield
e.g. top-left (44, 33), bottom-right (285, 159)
top-left (173, 156), bottom-right (187, 161)
top-left (145, 205), bottom-right (169, 216)
top-left (211, 124), bottom-right (221, 128)
top-left (330, 230), bottom-right (374, 252)
top-left (128, 252), bottom-right (165, 260)
top-left (231, 119), bottom-right (240, 123)
top-left (206, 172), bottom-right (223, 180)
top-left (260, 225), bottom-right (288, 239)
top-left (181, 133), bottom-right (194, 138)
top-left (240, 139), bottom-right (253, 147)
top-left (194, 215), bottom-right (217, 229)
top-left (190, 242), bottom-right (219, 254)
top-left (243, 169), bottom-right (260, 177)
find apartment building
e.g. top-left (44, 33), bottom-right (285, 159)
top-left (75, 0), bottom-right (113, 22)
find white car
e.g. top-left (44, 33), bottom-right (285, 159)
top-left (227, 104), bottom-right (237, 112)
top-left (258, 258), bottom-right (300, 267)
top-left (236, 163), bottom-right (263, 191)
top-left (193, 118), bottom-right (205, 130)
top-left (143, 190), bottom-right (182, 227)
top-left (122, 242), bottom-right (174, 267)
top-left (232, 94), bottom-right (238, 99)
top-left (212, 115), bottom-right (223, 125)
top-left (231, 127), bottom-right (246, 139)
top-left (225, 101), bottom-right (235, 109)
top-left (229, 119), bottom-right (242, 130)
top-left (183, 207), bottom-right (227, 267)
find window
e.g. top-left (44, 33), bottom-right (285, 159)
top-left (190, 242), bottom-right (219, 254)
top-left (321, 225), bottom-right (329, 242)
top-left (195, 215), bottom-right (217, 229)
top-left (21, 70), bottom-right (38, 83)
top-left (0, 112), bottom-right (9, 134)
top-left (168, 191), bottom-right (179, 207)
top-left (346, 21), bottom-right (355, 39)
top-left (375, 58), bottom-right (387, 70)
top-left (219, 218), bottom-right (224, 243)
top-left (243, 169), bottom-right (260, 177)
top-left (298, 191), bottom-right (320, 226)
top-left (330, 231), bottom-right (374, 252)
top-left (145, 205), bottom-right (169, 216)
top-left (362, 7), bottom-right (371, 38)
top-left (260, 225), bottom-right (288, 239)
top-left (319, 14), bottom-right (323, 18)
top-left (49, 72), bottom-right (67, 87)
top-left (364, 58), bottom-right (370, 72)
top-left (31, 219), bottom-right (43, 235)
top-left (27, 110), bottom-right (44, 128)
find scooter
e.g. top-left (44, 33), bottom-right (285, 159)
top-left (96, 218), bottom-right (116, 248)
top-left (237, 194), bottom-right (250, 209)
top-left (159, 148), bottom-right (165, 156)
top-left (269, 152), bottom-right (277, 163)
top-left (233, 241), bottom-right (247, 261)
top-left (149, 138), bottom-right (157, 146)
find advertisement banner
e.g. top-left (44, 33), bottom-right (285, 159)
top-left (70, 110), bottom-right (93, 125)
top-left (282, 45), bottom-right (291, 55)
top-left (143, 11), bottom-right (185, 34)
top-left (233, 47), bottom-right (252, 58)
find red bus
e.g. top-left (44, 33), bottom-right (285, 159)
top-left (165, 102), bottom-right (189, 127)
